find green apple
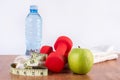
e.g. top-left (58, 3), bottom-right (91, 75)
top-left (68, 47), bottom-right (94, 74)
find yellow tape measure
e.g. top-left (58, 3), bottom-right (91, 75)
top-left (10, 53), bottom-right (48, 76)
top-left (10, 65), bottom-right (48, 76)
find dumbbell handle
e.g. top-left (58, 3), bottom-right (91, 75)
top-left (55, 42), bottom-right (67, 56)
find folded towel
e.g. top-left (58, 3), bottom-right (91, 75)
top-left (94, 54), bottom-right (118, 63)
top-left (90, 45), bottom-right (119, 63)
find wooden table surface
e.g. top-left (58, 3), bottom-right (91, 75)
top-left (0, 55), bottom-right (120, 80)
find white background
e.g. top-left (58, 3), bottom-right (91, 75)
top-left (0, 0), bottom-right (120, 55)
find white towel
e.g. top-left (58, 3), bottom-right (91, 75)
top-left (90, 45), bottom-right (119, 64)
top-left (94, 54), bottom-right (118, 63)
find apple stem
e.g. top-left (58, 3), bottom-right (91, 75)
top-left (78, 46), bottom-right (80, 48)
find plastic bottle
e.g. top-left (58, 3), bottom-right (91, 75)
top-left (25, 5), bottom-right (42, 55)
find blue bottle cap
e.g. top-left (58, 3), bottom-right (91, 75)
top-left (30, 5), bottom-right (38, 13)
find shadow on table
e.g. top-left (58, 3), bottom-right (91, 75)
top-left (10, 73), bottom-right (92, 80)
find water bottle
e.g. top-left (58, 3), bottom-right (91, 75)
top-left (25, 5), bottom-right (42, 55)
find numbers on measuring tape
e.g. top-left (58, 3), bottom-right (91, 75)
top-left (41, 72), bottom-right (43, 75)
top-left (24, 71), bottom-right (27, 75)
top-left (32, 72), bottom-right (35, 75)
top-left (24, 63), bottom-right (27, 68)
top-left (10, 67), bottom-right (48, 76)
top-left (17, 70), bottom-right (19, 75)
top-left (30, 59), bottom-right (35, 64)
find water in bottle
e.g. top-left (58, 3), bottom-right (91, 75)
top-left (25, 5), bottom-right (42, 55)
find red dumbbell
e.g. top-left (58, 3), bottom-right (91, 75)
top-left (45, 36), bottom-right (73, 72)
top-left (40, 45), bottom-right (53, 55)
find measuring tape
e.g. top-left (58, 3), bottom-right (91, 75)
top-left (10, 53), bottom-right (48, 76)
top-left (10, 65), bottom-right (48, 76)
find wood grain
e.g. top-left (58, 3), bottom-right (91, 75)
top-left (0, 55), bottom-right (120, 80)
